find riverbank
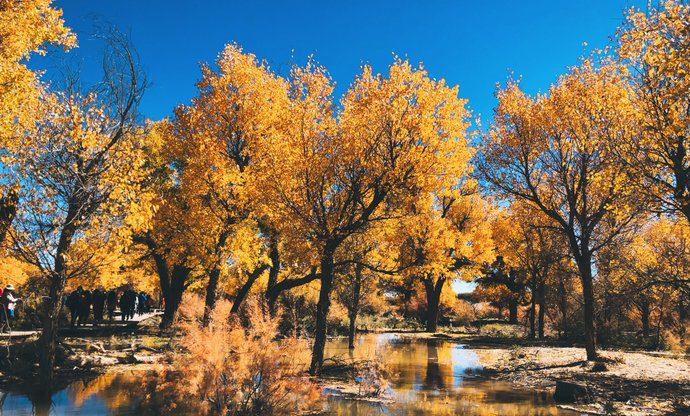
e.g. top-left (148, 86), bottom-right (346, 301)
top-left (1, 325), bottom-right (688, 415)
top-left (474, 345), bottom-right (690, 416)
top-left (368, 329), bottom-right (690, 416)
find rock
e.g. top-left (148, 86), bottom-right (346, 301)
top-left (590, 362), bottom-right (608, 372)
top-left (554, 380), bottom-right (590, 403)
top-left (132, 354), bottom-right (160, 364)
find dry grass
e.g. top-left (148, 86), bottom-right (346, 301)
top-left (146, 295), bottom-right (322, 415)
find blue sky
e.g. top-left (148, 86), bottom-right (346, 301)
top-left (32, 1), bottom-right (648, 293)
top-left (34, 0), bottom-right (648, 126)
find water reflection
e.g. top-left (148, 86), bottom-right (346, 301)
top-left (0, 372), bottom-right (143, 415)
top-left (0, 334), bottom-right (576, 415)
top-left (324, 334), bottom-right (576, 415)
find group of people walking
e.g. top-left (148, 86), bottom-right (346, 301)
top-left (65, 287), bottom-right (154, 327)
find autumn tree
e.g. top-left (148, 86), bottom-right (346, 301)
top-left (395, 192), bottom-right (493, 332)
top-left (492, 203), bottom-right (568, 338)
top-left (475, 255), bottom-right (527, 324)
top-left (332, 235), bottom-right (384, 349)
top-left (170, 44), bottom-right (290, 324)
top-left (5, 29), bottom-right (152, 381)
top-left (623, 219), bottom-right (690, 345)
top-left (131, 121), bottom-right (208, 329)
top-left (617, 1), bottom-right (690, 223)
top-left (0, 0), bottom-right (75, 246)
top-left (263, 59), bottom-right (472, 374)
top-left (479, 61), bottom-right (643, 360)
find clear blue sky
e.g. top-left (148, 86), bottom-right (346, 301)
top-left (32, 0), bottom-right (649, 294)
top-left (34, 0), bottom-right (648, 126)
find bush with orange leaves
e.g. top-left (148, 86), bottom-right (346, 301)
top-left (147, 295), bottom-right (322, 415)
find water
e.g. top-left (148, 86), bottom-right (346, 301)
top-left (0, 334), bottom-right (576, 415)
top-left (323, 334), bottom-right (575, 415)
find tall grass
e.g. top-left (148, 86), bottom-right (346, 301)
top-left (147, 295), bottom-right (322, 415)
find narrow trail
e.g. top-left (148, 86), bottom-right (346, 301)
top-left (0, 311), bottom-right (163, 340)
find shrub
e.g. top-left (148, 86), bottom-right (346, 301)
top-left (148, 295), bottom-right (322, 415)
top-left (353, 350), bottom-right (392, 396)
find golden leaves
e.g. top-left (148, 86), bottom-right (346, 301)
top-left (0, 0), bottom-right (75, 145)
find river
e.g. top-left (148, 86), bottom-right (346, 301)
top-left (0, 333), bottom-right (576, 415)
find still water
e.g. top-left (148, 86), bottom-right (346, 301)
top-left (0, 334), bottom-right (576, 415)
top-left (324, 334), bottom-right (575, 415)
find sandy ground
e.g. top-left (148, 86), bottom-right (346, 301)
top-left (473, 346), bottom-right (690, 415)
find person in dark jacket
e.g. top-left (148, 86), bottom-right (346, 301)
top-left (106, 289), bottom-right (118, 321)
top-left (120, 289), bottom-right (135, 321)
top-left (77, 290), bottom-right (92, 326)
top-left (92, 288), bottom-right (105, 324)
top-left (66, 286), bottom-right (82, 328)
top-left (137, 292), bottom-right (147, 316)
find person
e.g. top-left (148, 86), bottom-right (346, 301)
top-left (78, 289), bottom-right (92, 326)
top-left (66, 286), bottom-right (83, 328)
top-left (137, 292), bottom-right (147, 316)
top-left (120, 289), bottom-right (135, 321)
top-left (1, 284), bottom-right (21, 326)
top-left (92, 288), bottom-right (105, 324)
top-left (106, 289), bottom-right (118, 321)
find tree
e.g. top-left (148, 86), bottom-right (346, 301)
top-left (170, 44), bottom-right (289, 324)
top-left (492, 203), bottom-right (567, 338)
top-left (395, 192), bottom-right (493, 332)
top-left (0, 0), bottom-right (75, 144)
top-left (617, 1), bottom-right (690, 223)
top-left (132, 122), bottom-right (204, 329)
top-left (264, 59), bottom-right (472, 374)
top-left (479, 61), bottom-right (643, 360)
top-left (333, 235), bottom-right (384, 349)
top-left (5, 29), bottom-right (151, 382)
top-left (0, 0), bottom-right (75, 248)
top-left (624, 218), bottom-right (690, 344)
top-left (476, 255), bottom-right (527, 324)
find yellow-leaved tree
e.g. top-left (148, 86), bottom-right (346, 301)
top-left (5, 30), bottom-right (153, 382)
top-left (394, 191), bottom-right (494, 332)
top-left (262, 58), bottom-right (473, 373)
top-left (479, 60), bottom-right (644, 360)
top-left (617, 1), bottom-right (690, 223)
top-left (0, 0), bottom-right (75, 246)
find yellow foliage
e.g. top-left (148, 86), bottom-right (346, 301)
top-left (0, 0), bottom-right (75, 145)
top-left (149, 295), bottom-right (322, 415)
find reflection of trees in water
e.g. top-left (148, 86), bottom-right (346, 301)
top-left (321, 335), bottom-right (571, 415)
top-left (67, 372), bottom-right (142, 413)
top-left (425, 340), bottom-right (445, 391)
top-left (26, 390), bottom-right (52, 416)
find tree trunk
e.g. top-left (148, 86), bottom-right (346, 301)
top-left (347, 312), bottom-right (357, 350)
top-left (160, 265), bottom-right (190, 329)
top-left (266, 234), bottom-right (281, 315)
top-left (347, 264), bottom-right (362, 350)
top-left (529, 275), bottom-right (537, 339)
top-left (559, 278), bottom-right (568, 338)
top-left (231, 264), bottom-right (269, 313)
top-left (538, 281), bottom-right (546, 339)
top-left (310, 245), bottom-right (335, 375)
top-left (201, 229), bottom-right (231, 325)
top-left (202, 268), bottom-right (221, 326)
top-left (640, 300), bottom-right (650, 339)
top-left (508, 298), bottom-right (518, 324)
top-left (38, 271), bottom-right (67, 384)
top-left (575, 253), bottom-right (598, 361)
top-left (424, 277), bottom-right (445, 333)
top-left (38, 211), bottom-right (77, 383)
